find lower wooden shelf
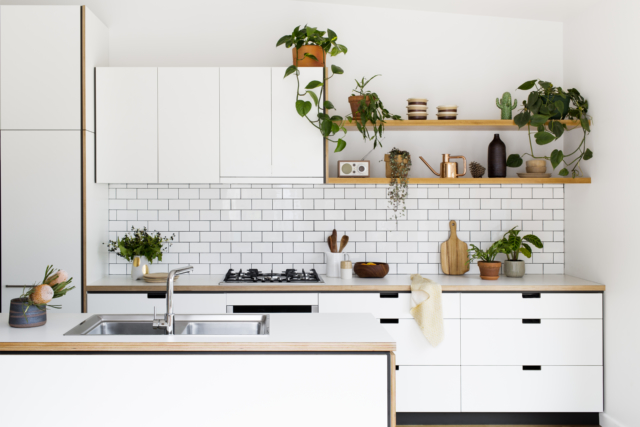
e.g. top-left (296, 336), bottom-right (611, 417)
top-left (326, 177), bottom-right (591, 184)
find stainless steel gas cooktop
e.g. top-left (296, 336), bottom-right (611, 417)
top-left (221, 268), bottom-right (323, 284)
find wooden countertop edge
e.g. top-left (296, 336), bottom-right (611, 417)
top-left (0, 342), bottom-right (396, 352)
top-left (86, 285), bottom-right (605, 292)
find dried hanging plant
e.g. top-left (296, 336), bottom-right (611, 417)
top-left (386, 147), bottom-right (411, 222)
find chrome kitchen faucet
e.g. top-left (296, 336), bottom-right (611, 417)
top-left (153, 266), bottom-right (194, 334)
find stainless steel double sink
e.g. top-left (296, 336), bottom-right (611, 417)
top-left (64, 314), bottom-right (270, 336)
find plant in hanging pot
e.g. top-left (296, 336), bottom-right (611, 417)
top-left (277, 26), bottom-right (349, 152)
top-left (348, 75), bottom-right (402, 149)
top-left (10, 265), bottom-right (75, 328)
top-left (384, 148), bottom-right (411, 222)
top-left (277, 25), bottom-right (347, 68)
top-left (467, 241), bottom-right (504, 280)
top-left (507, 79), bottom-right (593, 178)
top-left (108, 227), bottom-right (175, 280)
top-left (498, 227), bottom-right (544, 278)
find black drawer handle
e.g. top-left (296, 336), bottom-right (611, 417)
top-left (522, 293), bottom-right (541, 298)
top-left (522, 319), bottom-right (541, 324)
top-left (380, 319), bottom-right (399, 324)
top-left (380, 292), bottom-right (399, 299)
top-left (395, 365), bottom-right (399, 371)
top-left (523, 366), bottom-right (542, 371)
top-left (147, 292), bottom-right (166, 299)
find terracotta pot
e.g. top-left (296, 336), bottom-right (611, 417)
top-left (348, 95), bottom-right (370, 120)
top-left (477, 261), bottom-right (501, 280)
top-left (292, 45), bottom-right (325, 67)
top-left (384, 154), bottom-right (410, 178)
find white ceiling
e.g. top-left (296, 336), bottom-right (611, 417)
top-left (294, 0), bottom-right (601, 22)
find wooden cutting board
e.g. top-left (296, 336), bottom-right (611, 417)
top-left (440, 220), bottom-right (469, 275)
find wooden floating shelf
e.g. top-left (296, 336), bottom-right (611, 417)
top-left (327, 177), bottom-right (591, 184)
top-left (342, 119), bottom-right (583, 131)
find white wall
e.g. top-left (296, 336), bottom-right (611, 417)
top-left (13, 0), bottom-right (565, 177)
top-left (564, 1), bottom-right (640, 427)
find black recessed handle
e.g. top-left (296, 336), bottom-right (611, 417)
top-left (522, 292), bottom-right (541, 299)
top-left (523, 366), bottom-right (542, 371)
top-left (380, 292), bottom-right (399, 299)
top-left (147, 292), bottom-right (166, 299)
top-left (380, 319), bottom-right (399, 324)
top-left (522, 319), bottom-right (541, 324)
top-left (395, 365), bottom-right (399, 371)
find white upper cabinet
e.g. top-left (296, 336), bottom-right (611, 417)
top-left (271, 67), bottom-right (324, 178)
top-left (96, 68), bottom-right (158, 183)
top-left (220, 68), bottom-right (272, 178)
top-left (158, 68), bottom-right (220, 183)
top-left (84, 8), bottom-right (109, 133)
top-left (0, 6), bottom-right (81, 130)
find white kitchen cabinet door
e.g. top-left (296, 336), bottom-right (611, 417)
top-left (461, 366), bottom-right (603, 412)
top-left (220, 68), bottom-right (271, 178)
top-left (271, 67), bottom-right (324, 178)
top-left (87, 293), bottom-right (226, 314)
top-left (319, 292), bottom-right (460, 319)
top-left (397, 366), bottom-right (461, 412)
top-left (461, 319), bottom-right (603, 366)
top-left (381, 319), bottom-right (460, 365)
top-left (1, 131), bottom-right (81, 313)
top-left (0, 6), bottom-right (81, 130)
top-left (96, 68), bottom-right (158, 183)
top-left (226, 293), bottom-right (318, 306)
top-left (158, 68), bottom-right (220, 183)
top-left (460, 292), bottom-right (602, 319)
top-left (84, 8), bottom-right (109, 133)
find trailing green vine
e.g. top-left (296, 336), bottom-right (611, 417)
top-left (386, 148), bottom-right (411, 222)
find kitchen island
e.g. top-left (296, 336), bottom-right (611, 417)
top-left (0, 312), bottom-right (395, 427)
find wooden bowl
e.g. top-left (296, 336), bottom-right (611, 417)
top-left (353, 262), bottom-right (390, 278)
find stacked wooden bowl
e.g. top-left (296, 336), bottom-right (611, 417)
top-left (407, 98), bottom-right (428, 120)
top-left (436, 105), bottom-right (458, 120)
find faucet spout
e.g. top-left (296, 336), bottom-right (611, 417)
top-left (153, 265), bottom-right (193, 334)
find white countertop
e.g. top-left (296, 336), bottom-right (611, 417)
top-left (87, 274), bottom-right (605, 291)
top-left (0, 312), bottom-right (394, 346)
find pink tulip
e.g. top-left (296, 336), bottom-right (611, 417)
top-left (48, 269), bottom-right (69, 285)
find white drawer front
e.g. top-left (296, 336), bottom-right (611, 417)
top-left (461, 292), bottom-right (602, 318)
top-left (174, 294), bottom-right (226, 314)
top-left (319, 292), bottom-right (460, 318)
top-left (397, 366), bottom-right (460, 412)
top-left (461, 366), bottom-right (603, 412)
top-left (382, 319), bottom-right (460, 365)
top-left (87, 293), bottom-right (163, 314)
top-left (226, 293), bottom-right (317, 306)
top-left (461, 319), bottom-right (602, 365)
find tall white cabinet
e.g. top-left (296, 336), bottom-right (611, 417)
top-left (0, 5), bottom-right (109, 312)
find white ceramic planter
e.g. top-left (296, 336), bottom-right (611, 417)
top-left (131, 256), bottom-right (150, 280)
top-left (504, 260), bottom-right (525, 278)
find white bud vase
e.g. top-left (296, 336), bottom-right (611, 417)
top-left (131, 256), bottom-right (150, 280)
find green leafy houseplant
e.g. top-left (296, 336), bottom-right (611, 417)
top-left (108, 227), bottom-right (175, 264)
top-left (386, 148), bottom-right (411, 222)
top-left (277, 26), bottom-right (349, 153)
top-left (467, 241), bottom-right (504, 263)
top-left (507, 79), bottom-right (593, 178)
top-left (348, 75), bottom-right (401, 149)
top-left (20, 265), bottom-right (75, 313)
top-left (499, 227), bottom-right (544, 260)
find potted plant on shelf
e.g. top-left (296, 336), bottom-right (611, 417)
top-left (108, 227), bottom-right (175, 280)
top-left (277, 25), bottom-right (347, 67)
top-left (9, 265), bottom-right (75, 328)
top-left (468, 241), bottom-right (504, 280)
top-left (385, 148), bottom-right (411, 222)
top-left (507, 79), bottom-right (593, 178)
top-left (498, 227), bottom-right (544, 277)
top-left (277, 26), bottom-right (349, 153)
top-left (348, 75), bottom-right (401, 149)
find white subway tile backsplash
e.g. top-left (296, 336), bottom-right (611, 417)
top-left (108, 184), bottom-right (565, 275)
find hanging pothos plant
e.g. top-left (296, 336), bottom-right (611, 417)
top-left (386, 148), bottom-right (411, 222)
top-left (277, 25), bottom-right (349, 152)
top-left (507, 79), bottom-right (592, 178)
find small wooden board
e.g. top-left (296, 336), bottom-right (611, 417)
top-left (441, 220), bottom-right (469, 275)
top-left (143, 273), bottom-right (179, 283)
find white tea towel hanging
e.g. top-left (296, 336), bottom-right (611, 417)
top-left (409, 274), bottom-right (444, 347)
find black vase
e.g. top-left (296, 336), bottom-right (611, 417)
top-left (488, 134), bottom-right (506, 178)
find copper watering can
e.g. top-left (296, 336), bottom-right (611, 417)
top-left (420, 154), bottom-right (467, 178)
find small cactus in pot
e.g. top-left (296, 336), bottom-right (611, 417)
top-left (496, 92), bottom-right (517, 120)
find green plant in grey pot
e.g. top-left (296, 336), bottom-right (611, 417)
top-left (496, 92), bottom-right (517, 119)
top-left (498, 227), bottom-right (544, 277)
